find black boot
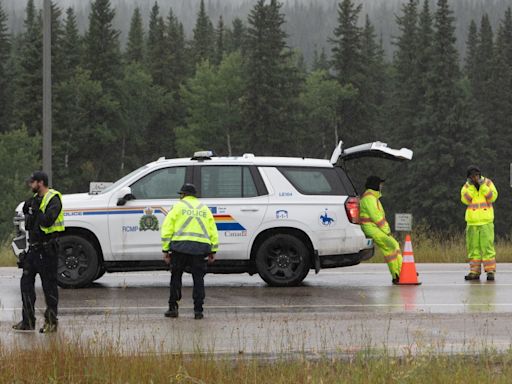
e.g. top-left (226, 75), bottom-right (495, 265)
top-left (465, 273), bottom-right (480, 281)
top-left (487, 272), bottom-right (495, 281)
top-left (194, 312), bottom-right (204, 320)
top-left (165, 303), bottom-right (179, 318)
top-left (12, 320), bottom-right (35, 332)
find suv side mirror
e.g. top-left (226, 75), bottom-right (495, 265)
top-left (116, 186), bottom-right (135, 206)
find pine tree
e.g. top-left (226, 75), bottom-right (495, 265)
top-left (242, 0), bottom-right (302, 156)
top-left (192, 0), bottom-right (214, 65)
top-left (472, 15), bottom-right (494, 104)
top-left (12, 0), bottom-right (42, 135)
top-left (483, 9), bottom-right (512, 234)
top-left (410, 0), bottom-right (489, 230)
top-left (126, 7), bottom-right (144, 63)
top-left (83, 0), bottom-right (121, 89)
top-left (147, 2), bottom-right (167, 86)
top-left (214, 16), bottom-right (225, 66)
top-left (464, 20), bottom-right (478, 78)
top-left (329, 0), bottom-right (374, 145)
top-left (416, 0), bottom-right (433, 98)
top-left (312, 46), bottom-right (330, 71)
top-left (167, 7), bottom-right (187, 90)
top-left (228, 17), bottom-right (246, 54)
top-left (0, 2), bottom-right (11, 132)
top-left (60, 7), bottom-right (80, 82)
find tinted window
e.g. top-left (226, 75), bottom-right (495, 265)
top-left (131, 167), bottom-right (186, 199)
top-left (278, 167), bottom-right (349, 195)
top-left (201, 166), bottom-right (258, 198)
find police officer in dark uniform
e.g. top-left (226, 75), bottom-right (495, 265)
top-left (12, 171), bottom-right (65, 333)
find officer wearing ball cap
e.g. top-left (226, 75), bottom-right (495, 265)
top-left (12, 171), bottom-right (64, 333)
top-left (161, 183), bottom-right (219, 319)
top-left (461, 165), bottom-right (498, 281)
top-left (359, 175), bottom-right (403, 284)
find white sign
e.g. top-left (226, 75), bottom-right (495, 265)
top-left (89, 182), bottom-right (113, 195)
top-left (395, 213), bottom-right (413, 232)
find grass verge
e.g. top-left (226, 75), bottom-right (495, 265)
top-left (0, 242), bottom-right (16, 267)
top-left (368, 228), bottom-right (512, 263)
top-left (1, 339), bottom-right (512, 383)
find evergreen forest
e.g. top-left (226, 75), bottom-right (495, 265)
top-left (0, 0), bottom-right (511, 240)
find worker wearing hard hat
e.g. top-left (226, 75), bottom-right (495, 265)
top-left (359, 176), bottom-right (402, 284)
top-left (461, 165), bottom-right (498, 281)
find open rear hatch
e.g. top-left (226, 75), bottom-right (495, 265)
top-left (330, 141), bottom-right (413, 165)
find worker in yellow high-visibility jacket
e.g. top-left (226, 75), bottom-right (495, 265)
top-left (461, 165), bottom-right (498, 281)
top-left (161, 183), bottom-right (219, 319)
top-left (359, 176), bottom-right (402, 284)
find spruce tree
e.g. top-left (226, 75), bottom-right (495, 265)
top-left (83, 0), bottom-right (121, 89)
top-left (410, 0), bottom-right (489, 230)
top-left (147, 2), bottom-right (167, 86)
top-left (60, 7), bottom-right (80, 82)
top-left (13, 0), bottom-right (42, 135)
top-left (329, 0), bottom-right (371, 145)
top-left (192, 0), bottom-right (214, 65)
top-left (464, 20), bottom-right (478, 78)
top-left (214, 16), bottom-right (225, 66)
top-left (228, 17), bottom-right (246, 54)
top-left (0, 2), bottom-right (10, 132)
top-left (243, 0), bottom-right (302, 155)
top-left (392, 0), bottom-right (419, 147)
top-left (312, 46), bottom-right (330, 71)
top-left (126, 7), bottom-right (144, 63)
top-left (483, 10), bottom-right (512, 233)
top-left (167, 7), bottom-right (187, 90)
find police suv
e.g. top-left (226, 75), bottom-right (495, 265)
top-left (12, 141), bottom-right (412, 288)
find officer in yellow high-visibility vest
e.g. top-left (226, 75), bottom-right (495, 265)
top-left (461, 165), bottom-right (498, 281)
top-left (12, 171), bottom-right (64, 333)
top-left (161, 183), bottom-right (219, 320)
top-left (359, 176), bottom-right (402, 284)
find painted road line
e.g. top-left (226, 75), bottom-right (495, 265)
top-left (2, 303), bottom-right (512, 312)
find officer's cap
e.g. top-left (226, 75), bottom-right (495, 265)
top-left (178, 183), bottom-right (197, 196)
top-left (26, 171), bottom-right (49, 186)
top-left (365, 175), bottom-right (385, 191)
top-left (466, 165), bottom-right (481, 177)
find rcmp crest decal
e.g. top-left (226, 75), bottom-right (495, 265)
top-left (139, 207), bottom-right (159, 231)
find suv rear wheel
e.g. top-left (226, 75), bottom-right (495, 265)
top-left (255, 234), bottom-right (310, 287)
top-left (57, 235), bottom-right (99, 288)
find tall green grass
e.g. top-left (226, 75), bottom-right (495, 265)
top-left (1, 338), bottom-right (512, 383)
top-left (0, 242), bottom-right (16, 267)
top-left (368, 226), bottom-right (512, 263)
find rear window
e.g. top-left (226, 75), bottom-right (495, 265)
top-left (278, 167), bottom-right (354, 196)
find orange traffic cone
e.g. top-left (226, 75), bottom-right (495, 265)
top-left (397, 234), bottom-right (421, 285)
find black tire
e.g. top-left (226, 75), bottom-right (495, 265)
top-left (57, 235), bottom-right (99, 288)
top-left (255, 234), bottom-right (310, 287)
top-left (93, 264), bottom-right (106, 281)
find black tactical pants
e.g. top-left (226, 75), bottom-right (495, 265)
top-left (20, 241), bottom-right (59, 326)
top-left (168, 253), bottom-right (207, 313)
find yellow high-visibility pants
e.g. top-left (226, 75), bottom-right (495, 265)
top-left (361, 225), bottom-right (402, 279)
top-left (466, 223), bottom-right (496, 274)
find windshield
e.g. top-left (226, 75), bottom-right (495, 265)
top-left (97, 165), bottom-right (149, 195)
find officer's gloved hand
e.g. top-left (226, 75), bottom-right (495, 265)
top-left (22, 198), bottom-right (33, 215)
top-left (478, 177), bottom-right (485, 185)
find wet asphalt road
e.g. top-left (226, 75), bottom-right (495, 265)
top-left (1, 264), bottom-right (512, 355)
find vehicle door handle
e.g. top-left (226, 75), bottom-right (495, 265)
top-left (240, 209), bottom-right (259, 212)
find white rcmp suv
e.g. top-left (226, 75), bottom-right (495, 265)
top-left (12, 141), bottom-right (412, 288)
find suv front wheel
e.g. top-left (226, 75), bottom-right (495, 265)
top-left (255, 234), bottom-right (310, 287)
top-left (57, 235), bottom-right (99, 288)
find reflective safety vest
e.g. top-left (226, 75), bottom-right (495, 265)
top-left (359, 189), bottom-right (391, 235)
top-left (39, 189), bottom-right (65, 234)
top-left (161, 196), bottom-right (219, 253)
top-left (461, 177), bottom-right (498, 225)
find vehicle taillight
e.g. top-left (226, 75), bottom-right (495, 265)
top-left (345, 197), bottom-right (360, 224)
